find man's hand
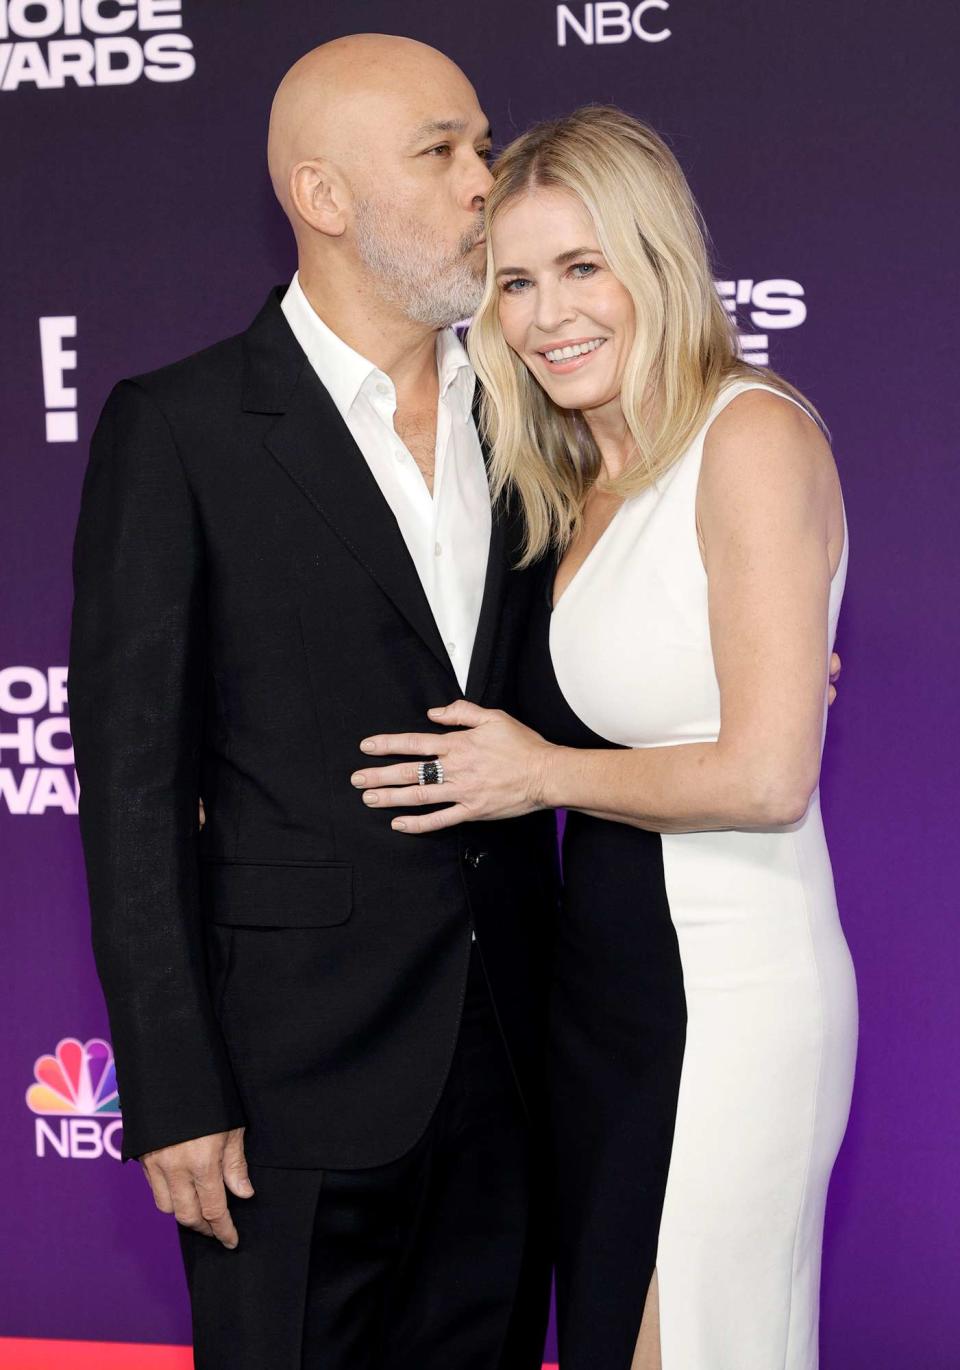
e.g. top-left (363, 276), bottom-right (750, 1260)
top-left (828, 651), bottom-right (842, 706)
top-left (140, 1126), bottom-right (253, 1248)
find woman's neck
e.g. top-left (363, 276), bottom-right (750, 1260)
top-left (581, 402), bottom-right (638, 483)
top-left (581, 382), bottom-right (663, 482)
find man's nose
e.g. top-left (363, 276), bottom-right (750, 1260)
top-left (467, 156), bottom-right (495, 207)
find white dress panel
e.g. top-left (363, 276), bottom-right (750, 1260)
top-left (549, 380), bottom-right (858, 1368)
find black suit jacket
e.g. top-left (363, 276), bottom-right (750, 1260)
top-left (69, 287), bottom-right (559, 1167)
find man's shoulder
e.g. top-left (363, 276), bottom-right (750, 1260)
top-left (126, 327), bottom-right (246, 415)
top-left (118, 286), bottom-right (295, 430)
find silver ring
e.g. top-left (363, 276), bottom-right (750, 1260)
top-left (418, 760), bottom-right (444, 786)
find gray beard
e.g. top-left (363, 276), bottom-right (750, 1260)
top-left (354, 198), bottom-right (485, 328)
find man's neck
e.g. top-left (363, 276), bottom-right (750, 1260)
top-left (297, 263), bottom-right (440, 404)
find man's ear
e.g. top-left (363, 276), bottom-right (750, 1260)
top-left (289, 158), bottom-right (348, 238)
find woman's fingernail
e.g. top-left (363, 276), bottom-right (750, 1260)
top-left (360, 740), bottom-right (375, 753)
top-left (351, 773), bottom-right (366, 787)
top-left (427, 707), bottom-right (442, 717)
top-left (392, 819), bottom-right (407, 831)
top-left (363, 792), bottom-right (379, 805)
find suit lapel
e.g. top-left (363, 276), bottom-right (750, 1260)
top-left (244, 287), bottom-right (456, 682)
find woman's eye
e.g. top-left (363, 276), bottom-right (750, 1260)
top-left (501, 278), bottom-right (532, 294)
top-left (570, 262), bottom-right (598, 278)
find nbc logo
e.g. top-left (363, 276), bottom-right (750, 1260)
top-left (556, 2), bottom-right (671, 46)
top-left (27, 1037), bottom-right (124, 1160)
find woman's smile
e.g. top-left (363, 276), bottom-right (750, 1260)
top-left (535, 336), bottom-right (609, 374)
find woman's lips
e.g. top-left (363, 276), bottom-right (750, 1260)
top-left (537, 338), bottom-right (608, 375)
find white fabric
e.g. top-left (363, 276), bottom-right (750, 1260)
top-left (281, 272), bottom-right (491, 692)
top-left (549, 380), bottom-right (858, 1368)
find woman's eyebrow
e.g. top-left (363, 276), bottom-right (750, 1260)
top-left (554, 246), bottom-right (602, 264)
top-left (495, 246), bottom-right (602, 278)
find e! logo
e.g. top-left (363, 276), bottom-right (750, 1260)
top-left (38, 315), bottom-right (77, 442)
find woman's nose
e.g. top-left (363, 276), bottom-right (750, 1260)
top-left (534, 285), bottom-right (576, 335)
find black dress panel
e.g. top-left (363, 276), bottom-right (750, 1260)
top-left (516, 561), bottom-right (687, 1369)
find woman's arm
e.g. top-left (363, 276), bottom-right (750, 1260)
top-left (354, 391), bottom-right (844, 834)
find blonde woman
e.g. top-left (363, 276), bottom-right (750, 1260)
top-left (353, 108), bottom-right (858, 1369)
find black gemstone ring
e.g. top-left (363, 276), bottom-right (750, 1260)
top-left (418, 760), bottom-right (444, 786)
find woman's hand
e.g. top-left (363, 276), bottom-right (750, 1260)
top-left (352, 700), bottom-right (555, 833)
top-left (828, 652), bottom-right (841, 705)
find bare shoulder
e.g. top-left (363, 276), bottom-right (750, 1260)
top-left (697, 386), bottom-right (845, 569)
top-left (699, 386), bottom-right (841, 517)
top-left (706, 384), bottom-right (834, 474)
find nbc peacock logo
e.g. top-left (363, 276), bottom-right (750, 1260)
top-left (27, 1037), bottom-right (124, 1160)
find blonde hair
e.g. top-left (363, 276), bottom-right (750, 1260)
top-left (468, 106), bottom-right (820, 565)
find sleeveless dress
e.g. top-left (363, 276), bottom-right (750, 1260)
top-left (516, 380), bottom-right (858, 1369)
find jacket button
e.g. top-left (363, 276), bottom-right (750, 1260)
top-left (463, 848), bottom-right (488, 869)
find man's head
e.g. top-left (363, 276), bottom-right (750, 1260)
top-left (267, 35), bottom-right (493, 328)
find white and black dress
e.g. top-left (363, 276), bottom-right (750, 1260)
top-left (517, 380), bottom-right (858, 1368)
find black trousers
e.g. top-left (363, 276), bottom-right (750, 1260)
top-left (179, 946), bottom-right (551, 1369)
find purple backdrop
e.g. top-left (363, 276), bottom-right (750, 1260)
top-left (2, 2), bottom-right (958, 1365)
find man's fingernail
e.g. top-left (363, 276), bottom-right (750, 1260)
top-left (392, 819), bottom-right (407, 831)
top-left (360, 740), bottom-right (375, 753)
top-left (363, 792), bottom-right (379, 805)
top-left (240, 1180), bottom-right (254, 1195)
top-left (427, 707), bottom-right (442, 717)
top-left (351, 773), bottom-right (366, 786)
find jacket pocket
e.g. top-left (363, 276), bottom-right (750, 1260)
top-left (200, 860), bottom-right (353, 928)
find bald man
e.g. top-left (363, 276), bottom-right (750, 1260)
top-left (69, 34), bottom-right (557, 1370)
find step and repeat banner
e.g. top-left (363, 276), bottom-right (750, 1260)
top-left (2, 2), bottom-right (957, 1366)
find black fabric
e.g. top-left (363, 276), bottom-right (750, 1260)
top-left (179, 948), bottom-right (552, 1370)
top-left (516, 563), bottom-right (687, 1370)
top-left (69, 285), bottom-right (560, 1168)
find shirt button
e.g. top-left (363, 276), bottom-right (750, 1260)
top-left (435, 543), bottom-right (442, 557)
top-left (446, 641), bottom-right (456, 653)
top-left (376, 382), bottom-right (390, 396)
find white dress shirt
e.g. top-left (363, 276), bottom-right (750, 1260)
top-left (281, 272), bottom-right (491, 692)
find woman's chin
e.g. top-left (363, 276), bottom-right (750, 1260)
top-left (543, 379), bottom-right (617, 413)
